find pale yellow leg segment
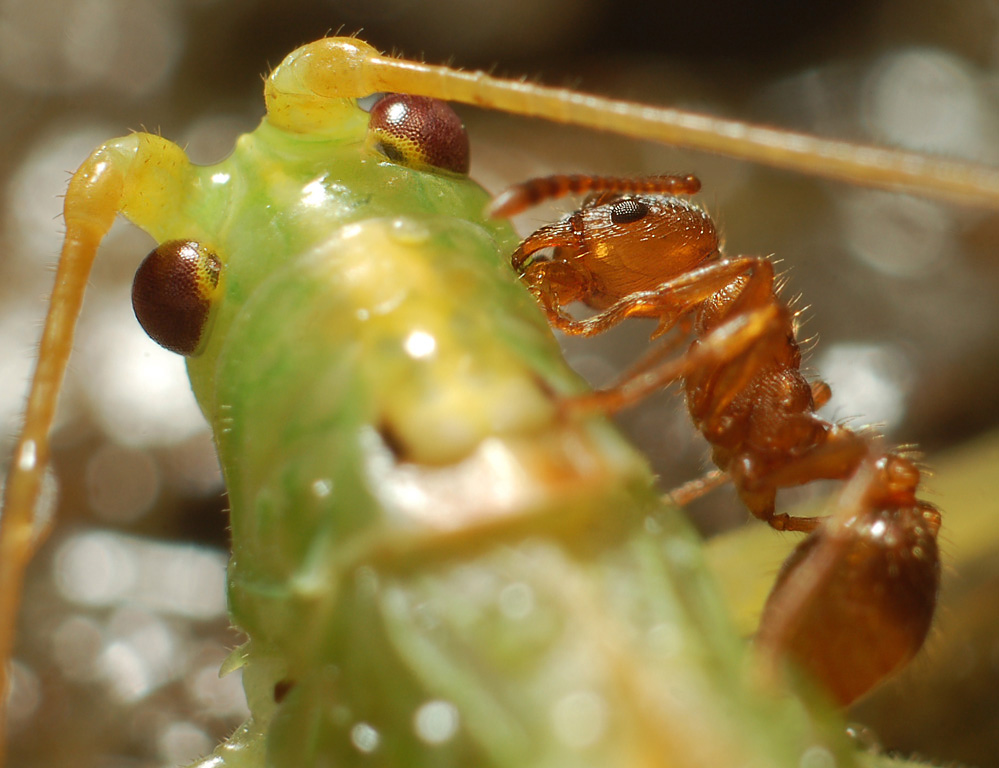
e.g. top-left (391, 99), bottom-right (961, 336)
top-left (0, 133), bottom-right (193, 763)
top-left (264, 36), bottom-right (999, 208)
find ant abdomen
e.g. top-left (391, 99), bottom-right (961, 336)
top-left (758, 457), bottom-right (941, 706)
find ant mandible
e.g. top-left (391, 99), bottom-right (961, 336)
top-left (490, 173), bottom-right (942, 708)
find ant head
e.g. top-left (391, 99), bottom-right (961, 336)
top-left (581, 195), bottom-right (720, 277)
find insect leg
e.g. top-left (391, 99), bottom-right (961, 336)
top-left (666, 468), bottom-right (731, 507)
top-left (566, 301), bottom-right (785, 415)
top-left (557, 257), bottom-right (782, 413)
top-left (728, 427), bottom-right (870, 533)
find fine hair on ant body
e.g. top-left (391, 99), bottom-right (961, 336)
top-left (489, 173), bottom-right (942, 708)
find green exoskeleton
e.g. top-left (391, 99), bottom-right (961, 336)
top-left (1, 36), bottom-right (996, 768)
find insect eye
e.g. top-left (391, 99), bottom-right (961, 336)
top-left (132, 240), bottom-right (222, 356)
top-left (367, 93), bottom-right (470, 175)
top-left (610, 198), bottom-right (650, 225)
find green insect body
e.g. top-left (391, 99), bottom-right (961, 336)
top-left (92, 60), bottom-right (807, 768)
top-left (162, 88), bottom-right (821, 768)
top-left (3, 37), bottom-right (951, 768)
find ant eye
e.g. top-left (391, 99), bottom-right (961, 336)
top-left (610, 198), bottom-right (650, 224)
top-left (132, 240), bottom-right (222, 356)
top-left (367, 94), bottom-right (470, 175)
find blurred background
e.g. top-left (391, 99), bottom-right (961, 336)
top-left (2, 0), bottom-right (999, 765)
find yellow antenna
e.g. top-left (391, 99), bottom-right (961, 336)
top-left (266, 37), bottom-right (999, 209)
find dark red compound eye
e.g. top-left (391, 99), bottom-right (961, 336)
top-left (367, 94), bottom-right (470, 175)
top-left (132, 240), bottom-right (222, 356)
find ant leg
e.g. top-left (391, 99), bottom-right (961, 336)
top-left (729, 424), bottom-right (871, 532)
top-left (755, 456), bottom-right (941, 706)
top-left (568, 301), bottom-right (784, 414)
top-left (566, 256), bottom-right (774, 338)
top-left (666, 468), bottom-right (730, 507)
top-left (518, 259), bottom-right (699, 342)
top-left (564, 256), bottom-right (782, 414)
top-left (518, 252), bottom-right (752, 341)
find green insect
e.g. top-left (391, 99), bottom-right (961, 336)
top-left (1, 36), bottom-right (997, 768)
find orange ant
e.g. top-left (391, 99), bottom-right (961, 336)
top-left (489, 173), bottom-right (942, 707)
